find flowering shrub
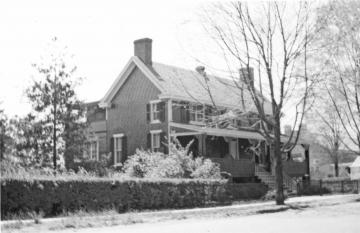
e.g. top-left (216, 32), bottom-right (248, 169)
top-left (122, 140), bottom-right (221, 179)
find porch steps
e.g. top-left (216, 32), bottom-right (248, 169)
top-left (255, 165), bottom-right (297, 193)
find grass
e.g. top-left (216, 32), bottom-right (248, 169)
top-left (3, 195), bottom-right (358, 233)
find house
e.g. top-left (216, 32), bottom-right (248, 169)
top-left (84, 38), bottom-right (310, 185)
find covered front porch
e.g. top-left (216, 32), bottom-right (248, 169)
top-left (169, 122), bottom-right (310, 181)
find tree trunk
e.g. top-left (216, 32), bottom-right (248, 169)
top-left (53, 118), bottom-right (57, 169)
top-left (334, 159), bottom-right (339, 177)
top-left (274, 114), bottom-right (285, 205)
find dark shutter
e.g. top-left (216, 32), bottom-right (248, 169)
top-left (159, 102), bottom-right (166, 122)
top-left (172, 102), bottom-right (181, 122)
top-left (160, 132), bottom-right (168, 154)
top-left (146, 103), bottom-right (151, 122)
top-left (122, 136), bottom-right (127, 162)
top-left (147, 133), bottom-right (151, 150)
top-left (180, 103), bottom-right (190, 123)
top-left (204, 105), bottom-right (212, 123)
top-left (110, 137), bottom-right (114, 165)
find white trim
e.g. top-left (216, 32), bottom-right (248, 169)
top-left (100, 57), bottom-right (165, 107)
top-left (150, 129), bottom-right (162, 134)
top-left (170, 132), bottom-right (202, 137)
top-left (113, 134), bottom-right (124, 165)
top-left (150, 130), bottom-right (162, 151)
top-left (149, 100), bottom-right (162, 124)
top-left (167, 99), bottom-right (172, 122)
top-left (113, 133), bottom-right (124, 138)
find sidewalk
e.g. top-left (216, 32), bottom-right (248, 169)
top-left (2, 194), bottom-right (359, 232)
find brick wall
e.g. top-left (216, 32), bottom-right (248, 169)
top-left (107, 67), bottom-right (168, 163)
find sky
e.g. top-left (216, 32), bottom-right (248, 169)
top-left (0, 0), bottom-right (309, 129)
top-left (0, 0), bottom-right (210, 117)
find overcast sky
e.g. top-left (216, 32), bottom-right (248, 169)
top-left (0, 0), bottom-right (307, 129)
top-left (0, 0), bottom-right (212, 117)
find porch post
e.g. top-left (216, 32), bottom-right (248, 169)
top-left (199, 134), bottom-right (207, 157)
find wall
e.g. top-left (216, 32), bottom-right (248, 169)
top-left (107, 67), bottom-right (168, 162)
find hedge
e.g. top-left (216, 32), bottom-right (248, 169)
top-left (1, 177), bottom-right (267, 219)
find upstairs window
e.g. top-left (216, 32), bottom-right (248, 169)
top-left (147, 100), bottom-right (165, 123)
top-left (151, 101), bottom-right (160, 122)
top-left (190, 104), bottom-right (204, 123)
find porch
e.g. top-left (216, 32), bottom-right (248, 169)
top-left (169, 122), bottom-right (309, 181)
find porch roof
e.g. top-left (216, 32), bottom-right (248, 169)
top-left (169, 122), bottom-right (265, 140)
top-left (169, 122), bottom-right (307, 145)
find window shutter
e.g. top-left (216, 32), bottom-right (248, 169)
top-left (147, 133), bottom-right (152, 150)
top-left (159, 102), bottom-right (166, 122)
top-left (122, 136), bottom-right (127, 162)
top-left (110, 137), bottom-right (114, 165)
top-left (180, 104), bottom-right (190, 123)
top-left (146, 103), bottom-right (151, 122)
top-left (160, 132), bottom-right (168, 154)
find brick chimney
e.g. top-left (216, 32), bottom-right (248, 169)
top-left (239, 67), bottom-right (254, 86)
top-left (134, 38), bottom-right (152, 65)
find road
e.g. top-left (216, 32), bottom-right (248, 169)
top-left (59, 198), bottom-right (360, 233)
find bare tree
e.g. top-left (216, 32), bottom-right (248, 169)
top-left (309, 107), bottom-right (343, 177)
top-left (314, 0), bottom-right (360, 154)
top-left (198, 1), bottom-right (316, 204)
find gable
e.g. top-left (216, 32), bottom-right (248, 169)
top-left (112, 67), bottom-right (161, 104)
top-left (99, 57), bottom-right (164, 108)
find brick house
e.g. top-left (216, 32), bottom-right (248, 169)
top-left (84, 38), bottom-right (310, 185)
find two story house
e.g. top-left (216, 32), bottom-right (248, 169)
top-left (85, 38), bottom-right (310, 185)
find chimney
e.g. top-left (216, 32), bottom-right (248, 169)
top-left (134, 38), bottom-right (152, 65)
top-left (239, 67), bottom-right (254, 86)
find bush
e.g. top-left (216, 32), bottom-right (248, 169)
top-left (122, 141), bottom-right (221, 179)
top-left (298, 184), bottom-right (331, 196)
top-left (1, 177), bottom-right (267, 219)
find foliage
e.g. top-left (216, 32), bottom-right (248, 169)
top-left (298, 184), bottom-right (331, 196)
top-left (26, 37), bottom-right (87, 169)
top-left (73, 156), bottom-right (111, 177)
top-left (0, 108), bottom-right (13, 160)
top-left (313, 0), bottom-right (360, 153)
top-left (0, 176), bottom-right (267, 220)
top-left (122, 141), bottom-right (221, 179)
top-left (9, 114), bottom-right (52, 167)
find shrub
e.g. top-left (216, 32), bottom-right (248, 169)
top-left (298, 185), bottom-right (331, 196)
top-left (122, 141), bottom-right (221, 179)
top-left (1, 177), bottom-right (267, 219)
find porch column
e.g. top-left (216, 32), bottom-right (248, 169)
top-left (198, 134), bottom-right (207, 157)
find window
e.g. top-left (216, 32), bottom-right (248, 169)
top-left (190, 104), bottom-right (204, 123)
top-left (85, 140), bottom-right (98, 160)
top-left (149, 100), bottom-right (161, 123)
top-left (113, 134), bottom-right (124, 164)
top-left (150, 130), bottom-right (161, 151)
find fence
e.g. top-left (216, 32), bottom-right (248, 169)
top-left (297, 178), bottom-right (360, 195)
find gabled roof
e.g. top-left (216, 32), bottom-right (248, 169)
top-left (100, 56), bottom-right (272, 114)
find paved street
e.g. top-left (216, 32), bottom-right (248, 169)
top-left (58, 196), bottom-right (360, 233)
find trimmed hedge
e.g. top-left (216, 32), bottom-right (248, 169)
top-left (1, 178), bottom-right (267, 219)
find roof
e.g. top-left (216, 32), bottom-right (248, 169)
top-left (153, 62), bottom-right (272, 114)
top-left (169, 122), bottom-right (266, 140)
top-left (169, 122), bottom-right (306, 145)
top-left (350, 156), bottom-right (360, 168)
top-left (100, 57), bottom-right (272, 114)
